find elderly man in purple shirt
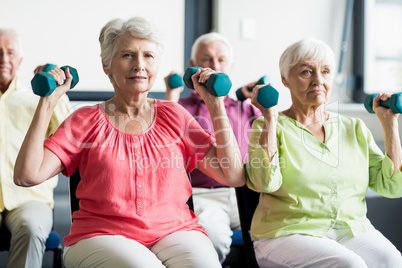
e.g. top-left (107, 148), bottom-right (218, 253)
top-left (164, 32), bottom-right (262, 263)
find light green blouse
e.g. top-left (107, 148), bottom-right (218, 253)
top-left (246, 112), bottom-right (402, 241)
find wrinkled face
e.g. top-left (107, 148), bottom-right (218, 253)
top-left (191, 41), bottom-right (232, 74)
top-left (283, 59), bottom-right (334, 108)
top-left (104, 33), bottom-right (159, 94)
top-left (0, 33), bottom-right (22, 88)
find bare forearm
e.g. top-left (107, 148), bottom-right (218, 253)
top-left (165, 88), bottom-right (182, 103)
top-left (14, 98), bottom-right (58, 186)
top-left (259, 114), bottom-right (278, 160)
top-left (383, 120), bottom-right (402, 174)
top-left (207, 100), bottom-right (245, 186)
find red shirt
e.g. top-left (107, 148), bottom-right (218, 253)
top-left (179, 91), bottom-right (262, 188)
top-left (44, 99), bottom-right (215, 247)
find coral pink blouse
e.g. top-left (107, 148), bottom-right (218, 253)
top-left (44, 99), bottom-right (215, 247)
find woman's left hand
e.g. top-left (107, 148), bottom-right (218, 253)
top-left (191, 68), bottom-right (225, 105)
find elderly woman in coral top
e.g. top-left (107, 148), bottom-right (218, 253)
top-left (14, 17), bottom-right (245, 268)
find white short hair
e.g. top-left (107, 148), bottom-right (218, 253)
top-left (99, 17), bottom-right (163, 68)
top-left (0, 28), bottom-right (23, 57)
top-left (279, 38), bottom-right (336, 80)
top-left (190, 32), bottom-right (234, 64)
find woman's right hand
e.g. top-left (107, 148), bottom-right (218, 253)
top-left (45, 67), bottom-right (73, 101)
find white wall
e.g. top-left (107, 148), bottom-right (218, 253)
top-left (0, 0), bottom-right (185, 92)
top-left (1, 0), bottom-right (400, 143)
top-left (214, 0), bottom-right (347, 110)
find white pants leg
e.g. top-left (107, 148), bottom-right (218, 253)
top-left (4, 201), bottom-right (53, 268)
top-left (63, 231), bottom-right (221, 268)
top-left (64, 235), bottom-right (165, 268)
top-left (340, 229), bottom-right (402, 268)
top-left (151, 230), bottom-right (221, 268)
top-left (192, 187), bottom-right (240, 263)
top-left (254, 224), bottom-right (402, 268)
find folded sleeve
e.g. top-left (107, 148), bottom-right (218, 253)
top-left (44, 105), bottom-right (98, 177)
top-left (246, 117), bottom-right (282, 193)
top-left (357, 119), bottom-right (402, 198)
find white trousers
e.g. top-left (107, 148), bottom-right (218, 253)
top-left (63, 230), bottom-right (221, 268)
top-left (192, 187), bottom-right (240, 263)
top-left (254, 224), bottom-right (402, 268)
top-left (1, 201), bottom-right (53, 268)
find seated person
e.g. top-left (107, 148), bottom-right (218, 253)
top-left (165, 32), bottom-right (262, 263)
top-left (13, 17), bottom-right (245, 268)
top-left (246, 37), bottom-right (402, 267)
top-left (0, 28), bottom-right (70, 268)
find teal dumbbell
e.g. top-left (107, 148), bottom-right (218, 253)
top-left (236, 75), bottom-right (272, 101)
top-left (31, 65), bottom-right (79, 97)
top-left (168, 73), bottom-right (184, 89)
top-left (42, 63), bottom-right (57, 72)
top-left (364, 93), bottom-right (402, 114)
top-left (256, 84), bottom-right (279, 108)
top-left (183, 67), bottom-right (232, 97)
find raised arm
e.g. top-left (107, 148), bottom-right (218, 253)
top-left (14, 67), bottom-right (72, 187)
top-left (251, 85), bottom-right (278, 160)
top-left (164, 71), bottom-right (183, 103)
top-left (373, 93), bottom-right (402, 174)
top-left (191, 68), bottom-right (245, 187)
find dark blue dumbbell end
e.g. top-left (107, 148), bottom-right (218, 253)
top-left (205, 73), bottom-right (232, 97)
top-left (168, 73), bottom-right (184, 89)
top-left (183, 67), bottom-right (201, 89)
top-left (257, 85), bottom-right (279, 108)
top-left (237, 75), bottom-right (272, 101)
top-left (31, 73), bottom-right (57, 97)
top-left (257, 75), bottom-right (271, 86)
top-left (244, 75), bottom-right (272, 93)
top-left (60, 66), bottom-right (79, 89)
top-left (389, 93), bottom-right (402, 114)
top-left (364, 94), bottom-right (376, 114)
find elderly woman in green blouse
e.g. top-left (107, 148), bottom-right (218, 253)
top-left (247, 38), bottom-right (402, 268)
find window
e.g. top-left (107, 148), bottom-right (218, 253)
top-left (364, 0), bottom-right (402, 94)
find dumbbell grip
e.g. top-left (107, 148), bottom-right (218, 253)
top-left (365, 93), bottom-right (402, 114)
top-left (380, 99), bottom-right (392, 108)
top-left (31, 65), bottom-right (79, 97)
top-left (236, 75), bottom-right (270, 101)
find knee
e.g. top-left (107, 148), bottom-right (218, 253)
top-left (202, 225), bottom-right (233, 261)
top-left (334, 254), bottom-right (368, 268)
top-left (14, 221), bottom-right (48, 243)
top-left (370, 247), bottom-right (402, 268)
